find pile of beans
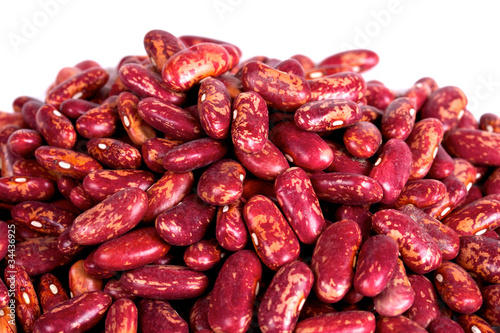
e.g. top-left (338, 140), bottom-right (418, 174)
top-left (1, 29), bottom-right (500, 333)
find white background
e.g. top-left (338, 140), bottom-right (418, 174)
top-left (0, 0), bottom-right (499, 120)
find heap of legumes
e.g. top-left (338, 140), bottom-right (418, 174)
top-left (0, 29), bottom-right (500, 333)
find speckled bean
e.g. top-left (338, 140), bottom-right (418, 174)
top-left (4, 265), bottom-right (41, 333)
top-left (143, 171), bottom-right (193, 222)
top-left (269, 121), bottom-right (333, 171)
top-left (37, 273), bottom-right (69, 313)
top-left (87, 137), bottom-right (142, 170)
top-left (457, 314), bottom-right (496, 333)
top-left (364, 80), bottom-right (395, 110)
top-left (421, 86), bottom-right (468, 132)
top-left (198, 77), bottom-right (232, 140)
top-left (479, 112), bottom-right (500, 133)
top-left (405, 274), bottom-right (441, 329)
top-left (388, 179), bottom-right (447, 209)
top-left (443, 128), bottom-right (500, 166)
top-left (423, 175), bottom-right (467, 220)
top-left (57, 228), bottom-right (84, 256)
top-left (433, 261), bottom-right (482, 314)
top-left (380, 97), bottom-right (416, 140)
top-left (311, 220), bottom-right (361, 303)
top-left (156, 193), bottom-right (216, 246)
top-left (94, 226), bottom-right (170, 271)
top-left (319, 49), bottom-right (379, 73)
top-left (452, 158), bottom-right (477, 191)
top-left (308, 72), bottom-right (366, 103)
top-left (138, 97), bottom-right (203, 141)
top-left (325, 140), bottom-right (373, 175)
top-left (208, 249), bottom-right (262, 333)
top-left (0, 176), bottom-right (55, 204)
top-left (144, 29), bottom-right (185, 72)
top-left (427, 144), bottom-right (455, 179)
top-left (369, 138), bottom-right (413, 205)
top-left (398, 204), bottom-right (460, 260)
top-left (36, 104), bottom-right (77, 149)
top-left (310, 172), bottom-right (383, 205)
top-left (197, 158), bottom-right (245, 206)
top-left (75, 97), bottom-right (121, 139)
top-left (32, 291), bottom-right (112, 333)
top-left (121, 265), bottom-right (209, 300)
top-left (243, 195), bottom-right (300, 270)
top-left (241, 61), bottom-right (310, 111)
top-left (59, 98), bottom-right (99, 119)
top-left (455, 235), bottom-right (500, 283)
top-left (183, 239), bottom-right (223, 271)
top-left (294, 99), bottom-right (361, 132)
top-left (163, 137), bottom-right (227, 172)
top-left (105, 298), bottom-right (138, 333)
top-left (376, 316), bottom-right (427, 333)
top-left (104, 279), bottom-right (137, 302)
top-left (428, 317), bottom-right (465, 333)
top-left (69, 184), bottom-right (96, 211)
top-left (138, 298), bottom-right (189, 333)
top-left (69, 187), bottom-right (148, 245)
top-left (189, 293), bottom-right (212, 333)
top-left (372, 209), bottom-right (442, 274)
top-left (117, 92), bottom-right (157, 146)
top-left (68, 260), bottom-right (103, 297)
top-left (406, 118), bottom-right (444, 180)
top-left (343, 121), bottom-right (382, 158)
top-left (13, 159), bottom-right (60, 181)
top-left (295, 311), bottom-right (376, 333)
top-left (334, 205), bottom-right (373, 244)
top-left (45, 67), bottom-right (109, 109)
top-left (373, 259), bottom-right (415, 317)
top-left (11, 201), bottom-right (76, 235)
top-left (7, 129), bottom-right (43, 158)
top-left (35, 146), bottom-right (103, 180)
top-left (480, 284), bottom-right (500, 326)
top-left (141, 137), bottom-right (183, 173)
top-left (442, 197), bottom-right (500, 236)
top-left (402, 77), bottom-right (436, 111)
top-left (353, 234), bottom-right (399, 297)
top-left (484, 167), bottom-right (500, 195)
top-left (215, 199), bottom-right (248, 251)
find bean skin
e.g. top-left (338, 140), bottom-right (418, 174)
top-left (421, 86), bottom-right (468, 132)
top-left (457, 314), bottom-right (496, 333)
top-left (405, 274), bottom-right (441, 329)
top-left (455, 235), bottom-right (500, 284)
top-left (442, 128), bottom-right (500, 166)
top-left (215, 199), bottom-right (248, 251)
top-left (36, 104), bottom-right (77, 149)
top-left (37, 273), bottom-right (69, 313)
top-left (442, 197), bottom-right (500, 236)
top-left (376, 316), bottom-right (427, 333)
top-left (480, 284), bottom-right (500, 326)
top-left (144, 29), bottom-right (185, 72)
top-left (294, 99), bottom-right (362, 132)
top-left (294, 310), bottom-right (376, 333)
top-left (138, 299), bottom-right (189, 333)
top-left (308, 72), bottom-right (366, 103)
top-left (318, 49), bottom-right (379, 73)
top-left (198, 77), bottom-right (232, 140)
top-left (428, 317), bottom-right (465, 333)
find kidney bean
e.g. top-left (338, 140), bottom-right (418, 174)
top-left (7, 129), bottom-right (43, 158)
top-left (295, 311), bottom-right (375, 333)
top-left (406, 118), bottom-right (444, 180)
top-left (353, 234), bottom-right (399, 297)
top-left (479, 285), bottom-right (500, 326)
top-left (343, 121), bottom-right (382, 158)
top-left (115, 93), bottom-right (156, 146)
top-left (240, 61), bottom-right (310, 111)
top-left (290, 54), bottom-right (314, 71)
top-left (12, 95), bottom-right (41, 113)
top-left (427, 144), bottom-right (454, 180)
top-left (294, 99), bottom-right (361, 133)
top-left (144, 29), bottom-right (185, 72)
top-left (36, 104), bottom-right (77, 149)
top-left (275, 167), bottom-right (326, 244)
top-left (479, 112), bottom-right (500, 133)
top-left (334, 205), bottom-right (373, 244)
top-left (429, 317), bottom-right (465, 333)
top-left (311, 172), bottom-right (383, 205)
top-left (198, 78), bottom-right (232, 141)
top-left (86, 137), bottom-right (142, 170)
top-left (463, 185), bottom-right (484, 206)
top-left (141, 137), bottom-right (183, 173)
top-left (388, 179), bottom-right (446, 209)
top-left (82, 249), bottom-right (116, 280)
top-left (234, 139), bottom-right (288, 181)
top-left (311, 220), bottom-right (361, 303)
top-left (319, 49), bottom-right (379, 73)
top-left (37, 273), bottom-right (69, 313)
top-left (161, 42), bottom-right (231, 92)
top-left (442, 197), bottom-right (500, 236)
top-left (57, 227), bottom-right (84, 255)
top-left (156, 193), bottom-right (216, 246)
top-left (231, 91), bottom-right (269, 153)
top-left (70, 187), bottom-right (147, 245)
top-left (35, 146), bottom-right (103, 180)
top-left (444, 128), bottom-right (500, 166)
top-left (369, 138), bottom-right (413, 204)
top-left (104, 298), bottom-right (138, 333)
top-left (381, 97), bottom-right (417, 140)
top-left (11, 201), bottom-right (76, 235)
top-left (32, 291), bottom-right (112, 333)
top-left (457, 314), bottom-right (496, 333)
top-left (402, 77), bottom-right (437, 111)
top-left (453, 158), bottom-right (477, 191)
top-left (270, 121), bottom-right (333, 171)
top-left (257, 261), bottom-right (313, 333)
top-left (0, 279), bottom-right (8, 309)
top-left (376, 316), bottom-right (427, 333)
top-left (364, 81), bottom-right (395, 110)
top-left (456, 109), bottom-right (478, 130)
top-left (75, 97), bottom-right (120, 139)
top-left (372, 209), bottom-right (442, 274)
top-left (298, 298), bottom-right (337, 321)
top-left (189, 293), bottom-right (212, 332)
top-left (398, 204), bottom-right (460, 260)
top-left (325, 140), bottom-right (373, 175)
top-left (421, 86), bottom-right (468, 132)
top-left (0, 221), bottom-right (8, 260)
top-left (215, 73), bottom-right (243, 100)
top-left (208, 249), bottom-right (261, 333)
top-left (484, 167), bottom-right (500, 195)
top-left (118, 63), bottom-right (186, 106)
top-left (104, 279), bottom-right (137, 302)
top-left (455, 235), bottom-right (500, 283)
top-left (94, 227), bottom-right (170, 271)
top-left (0, 176), bottom-right (55, 204)
top-left (68, 260), bottom-right (104, 297)
top-left (405, 274), bottom-right (441, 329)
top-left (274, 58), bottom-right (306, 78)
top-left (138, 298), bottom-right (189, 333)
top-left (433, 261), bottom-right (483, 314)
top-left (184, 239), bottom-right (223, 272)
top-left (142, 171), bottom-right (193, 222)
top-left (373, 259), bottom-right (415, 316)
top-left (163, 137), bottom-right (227, 173)
top-left (137, 97), bottom-right (203, 141)
top-left (308, 71), bottom-right (366, 104)
top-left (12, 159), bottom-right (60, 181)
top-left (4, 265), bottom-right (41, 332)
top-left (59, 98), bottom-right (99, 119)
top-left (121, 264), bottom-right (208, 300)
top-left (424, 175), bottom-right (467, 220)
top-left (197, 158), bottom-right (245, 206)
top-left (69, 184), bottom-right (96, 211)
top-left (215, 199), bottom-right (248, 251)
top-left (45, 67), bottom-right (109, 109)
